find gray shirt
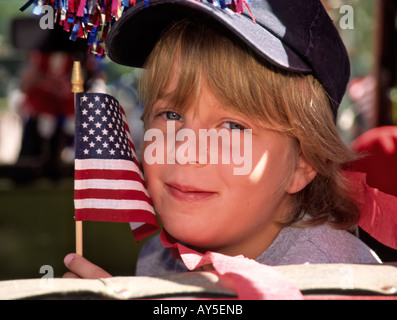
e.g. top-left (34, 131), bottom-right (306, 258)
top-left (136, 224), bottom-right (381, 276)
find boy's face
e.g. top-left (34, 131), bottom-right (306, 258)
top-left (142, 79), bottom-right (298, 259)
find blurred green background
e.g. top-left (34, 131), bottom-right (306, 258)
top-left (0, 178), bottom-right (153, 280)
top-left (0, 0), bottom-right (385, 281)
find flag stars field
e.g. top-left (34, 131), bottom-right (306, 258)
top-left (76, 94), bottom-right (135, 160)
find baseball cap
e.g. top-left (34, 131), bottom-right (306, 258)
top-left (106, 0), bottom-right (350, 119)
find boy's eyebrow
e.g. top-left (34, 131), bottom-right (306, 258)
top-left (155, 91), bottom-right (194, 112)
top-left (152, 97), bottom-right (174, 108)
top-left (150, 99), bottom-right (184, 116)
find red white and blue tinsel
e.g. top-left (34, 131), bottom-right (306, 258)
top-left (20, 0), bottom-right (254, 58)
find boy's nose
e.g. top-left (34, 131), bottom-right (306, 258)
top-left (166, 122), bottom-right (209, 166)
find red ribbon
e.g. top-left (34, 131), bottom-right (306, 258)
top-left (68, 0), bottom-right (76, 13)
top-left (159, 231), bottom-right (303, 300)
top-left (76, 0), bottom-right (87, 17)
top-left (112, 0), bottom-right (120, 16)
top-left (345, 171), bottom-right (397, 250)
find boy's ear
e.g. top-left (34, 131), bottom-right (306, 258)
top-left (286, 155), bottom-right (317, 194)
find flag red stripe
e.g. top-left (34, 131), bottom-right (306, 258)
top-left (75, 208), bottom-right (158, 224)
top-left (132, 223), bottom-right (160, 242)
top-left (75, 169), bottom-right (144, 181)
top-left (74, 188), bottom-right (153, 204)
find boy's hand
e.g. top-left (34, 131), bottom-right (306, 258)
top-left (63, 253), bottom-right (112, 279)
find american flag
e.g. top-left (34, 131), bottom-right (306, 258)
top-left (74, 92), bottom-right (158, 241)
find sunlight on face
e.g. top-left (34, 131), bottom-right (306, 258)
top-left (248, 152), bottom-right (268, 184)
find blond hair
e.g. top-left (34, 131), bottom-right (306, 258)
top-left (140, 15), bottom-right (359, 230)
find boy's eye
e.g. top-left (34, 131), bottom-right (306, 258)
top-left (222, 121), bottom-right (246, 131)
top-left (161, 111), bottom-right (182, 121)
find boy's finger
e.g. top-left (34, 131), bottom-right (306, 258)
top-left (64, 253), bottom-right (112, 279)
top-left (62, 271), bottom-right (80, 279)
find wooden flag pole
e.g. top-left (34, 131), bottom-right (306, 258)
top-left (72, 61), bottom-right (84, 256)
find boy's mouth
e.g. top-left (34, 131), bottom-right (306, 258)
top-left (165, 182), bottom-right (217, 202)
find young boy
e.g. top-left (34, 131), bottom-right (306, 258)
top-left (63, 0), bottom-right (380, 279)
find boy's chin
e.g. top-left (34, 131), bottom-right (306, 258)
top-left (165, 226), bottom-right (220, 251)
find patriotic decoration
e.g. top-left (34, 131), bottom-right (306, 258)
top-left (20, 0), bottom-right (130, 58)
top-left (74, 92), bottom-right (158, 241)
top-left (20, 0), bottom-right (255, 58)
